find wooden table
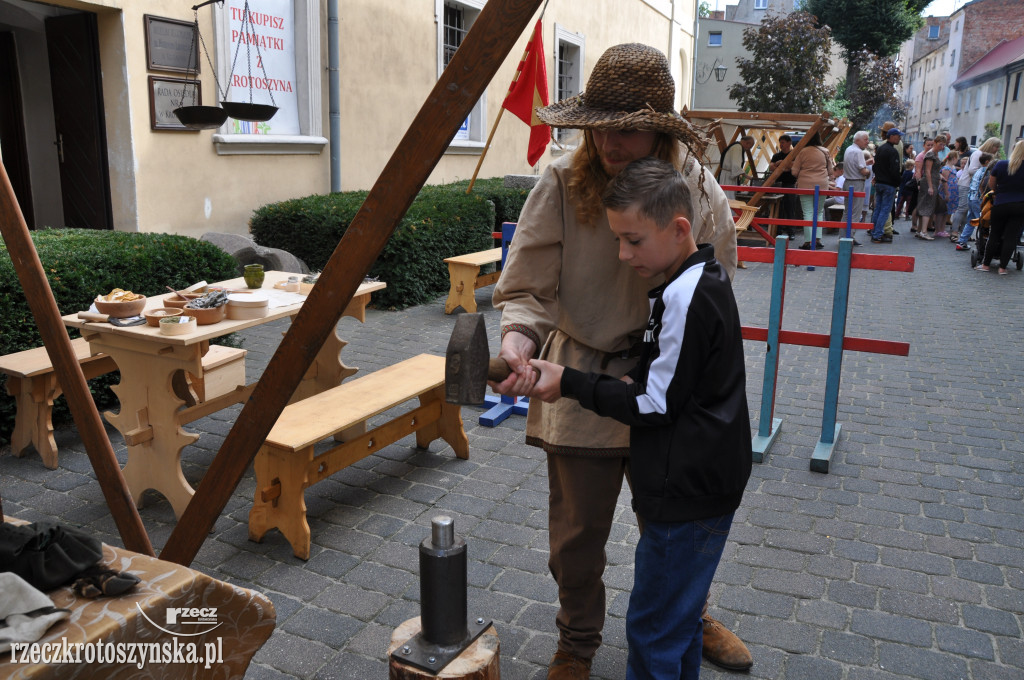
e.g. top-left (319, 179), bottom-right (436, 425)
top-left (62, 272), bottom-right (385, 519)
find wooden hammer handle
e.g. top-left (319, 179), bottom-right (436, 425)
top-left (77, 311), bottom-right (109, 322)
top-left (488, 357), bottom-right (512, 382)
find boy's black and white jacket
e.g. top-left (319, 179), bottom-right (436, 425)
top-left (560, 244), bottom-right (752, 523)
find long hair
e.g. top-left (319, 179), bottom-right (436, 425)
top-left (979, 137), bottom-right (1001, 154)
top-left (955, 137), bottom-right (969, 153)
top-left (568, 130), bottom-right (681, 225)
top-left (1009, 140), bottom-right (1024, 176)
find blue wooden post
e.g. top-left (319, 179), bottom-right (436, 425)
top-left (808, 186), bottom-right (820, 270)
top-left (751, 235), bottom-right (789, 461)
top-left (845, 184), bottom-right (855, 239)
top-left (811, 237), bottom-right (853, 473)
top-left (480, 222), bottom-right (530, 427)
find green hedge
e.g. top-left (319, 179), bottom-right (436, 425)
top-left (249, 177), bottom-right (533, 309)
top-left (0, 229), bottom-right (240, 446)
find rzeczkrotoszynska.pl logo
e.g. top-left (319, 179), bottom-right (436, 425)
top-left (136, 606), bottom-right (222, 636)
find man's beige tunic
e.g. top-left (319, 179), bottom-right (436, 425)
top-left (493, 152), bottom-right (737, 456)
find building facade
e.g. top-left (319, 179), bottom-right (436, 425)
top-left (900, 0), bottom-right (1024, 146)
top-left (0, 0), bottom-right (697, 237)
top-left (691, 1), bottom-right (844, 112)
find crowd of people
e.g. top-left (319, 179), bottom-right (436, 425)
top-left (751, 127), bottom-right (1024, 265)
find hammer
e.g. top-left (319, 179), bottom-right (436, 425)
top-left (445, 313), bottom-right (513, 405)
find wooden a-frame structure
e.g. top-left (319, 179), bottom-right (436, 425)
top-left (683, 110), bottom-right (852, 209)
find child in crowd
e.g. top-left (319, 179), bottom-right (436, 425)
top-left (956, 152), bottom-right (994, 251)
top-left (896, 159), bottom-right (916, 220)
top-left (528, 157), bottom-right (752, 680)
top-left (937, 152), bottom-right (960, 238)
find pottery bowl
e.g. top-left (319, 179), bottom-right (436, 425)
top-left (94, 295), bottom-right (147, 318)
top-left (181, 302), bottom-right (227, 325)
top-left (164, 292), bottom-right (203, 308)
top-left (144, 307), bottom-right (183, 327)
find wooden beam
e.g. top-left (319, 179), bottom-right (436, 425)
top-left (0, 163), bottom-right (153, 556)
top-left (159, 0), bottom-right (546, 566)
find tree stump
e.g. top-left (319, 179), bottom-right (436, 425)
top-left (388, 616), bottom-right (500, 680)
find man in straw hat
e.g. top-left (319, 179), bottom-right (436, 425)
top-left (491, 43), bottom-right (751, 678)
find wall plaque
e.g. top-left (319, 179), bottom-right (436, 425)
top-left (145, 15), bottom-right (199, 74)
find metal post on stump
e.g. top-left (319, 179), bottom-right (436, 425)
top-left (388, 516), bottom-right (498, 679)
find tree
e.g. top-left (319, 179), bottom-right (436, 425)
top-left (727, 11), bottom-right (835, 114)
top-left (699, 1), bottom-right (712, 18)
top-left (803, 0), bottom-right (929, 95)
top-left (845, 48), bottom-right (906, 131)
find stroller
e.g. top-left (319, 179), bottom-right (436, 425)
top-left (970, 190), bottom-right (1024, 270)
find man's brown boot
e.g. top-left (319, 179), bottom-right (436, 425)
top-left (547, 650), bottom-right (592, 680)
top-left (702, 613), bottom-right (752, 671)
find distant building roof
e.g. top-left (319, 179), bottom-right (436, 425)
top-left (953, 35), bottom-right (1024, 87)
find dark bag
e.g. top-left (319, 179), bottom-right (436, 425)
top-left (0, 521), bottom-right (103, 590)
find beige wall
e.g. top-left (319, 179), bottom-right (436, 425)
top-left (5, 0), bottom-right (694, 236)
top-left (337, 0), bottom-right (694, 190)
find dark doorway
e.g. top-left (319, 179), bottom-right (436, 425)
top-left (0, 30), bottom-right (34, 227)
top-left (45, 12), bottom-right (112, 230)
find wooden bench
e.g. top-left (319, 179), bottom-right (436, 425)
top-left (444, 247), bottom-right (502, 314)
top-left (0, 338), bottom-right (245, 469)
top-left (249, 353), bottom-right (468, 559)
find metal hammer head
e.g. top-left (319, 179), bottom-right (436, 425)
top-left (446, 313), bottom-right (490, 405)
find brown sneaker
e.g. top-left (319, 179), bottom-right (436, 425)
top-left (702, 613), bottom-right (753, 671)
top-left (547, 650), bottom-right (592, 680)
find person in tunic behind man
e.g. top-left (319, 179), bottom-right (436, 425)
top-left (719, 135), bottom-right (755, 198)
top-left (490, 43), bottom-right (751, 679)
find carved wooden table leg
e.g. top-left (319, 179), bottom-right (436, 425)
top-left (88, 334), bottom-right (204, 518)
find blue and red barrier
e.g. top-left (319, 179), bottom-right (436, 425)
top-left (727, 185), bottom-right (915, 472)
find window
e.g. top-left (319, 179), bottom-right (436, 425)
top-left (987, 84), bottom-right (995, 107)
top-left (754, 0), bottom-right (768, 8)
top-left (553, 24), bottom-right (584, 147)
top-left (438, 0), bottom-right (486, 148)
top-left (709, 32), bottom-right (722, 47)
top-left (956, 91), bottom-right (962, 113)
top-left (975, 88), bottom-right (981, 110)
top-left (971, 134), bottom-right (977, 145)
top-left (1014, 73), bottom-right (1022, 101)
top-left (995, 82), bottom-right (1003, 106)
top-left (210, 0), bottom-right (327, 155)
top-left (950, 49), bottom-right (955, 68)
top-left (941, 52), bottom-right (944, 66)
top-left (935, 87), bottom-right (941, 110)
top-left (928, 25), bottom-right (939, 39)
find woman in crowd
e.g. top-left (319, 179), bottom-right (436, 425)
top-left (977, 139), bottom-right (1024, 274)
top-left (915, 139), bottom-right (944, 240)
top-left (791, 131), bottom-right (834, 248)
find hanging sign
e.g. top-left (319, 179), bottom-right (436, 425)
top-left (225, 0), bottom-right (299, 135)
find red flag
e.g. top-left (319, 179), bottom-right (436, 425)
top-left (502, 20), bottom-right (550, 166)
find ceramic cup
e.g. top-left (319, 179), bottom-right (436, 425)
top-left (243, 264), bottom-right (265, 289)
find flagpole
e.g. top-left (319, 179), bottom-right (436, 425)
top-left (467, 106), bottom-right (509, 193)
top-left (466, 0), bottom-right (550, 194)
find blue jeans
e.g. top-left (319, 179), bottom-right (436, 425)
top-left (871, 184), bottom-right (897, 240)
top-left (626, 513), bottom-right (734, 680)
top-left (958, 197), bottom-right (982, 246)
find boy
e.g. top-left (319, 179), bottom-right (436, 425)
top-left (956, 152), bottom-right (993, 251)
top-left (529, 158), bottom-right (752, 680)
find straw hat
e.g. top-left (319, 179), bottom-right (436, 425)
top-left (536, 43), bottom-right (703, 146)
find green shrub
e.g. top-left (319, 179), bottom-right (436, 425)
top-left (0, 229), bottom-right (240, 445)
top-left (249, 177), bottom-right (534, 309)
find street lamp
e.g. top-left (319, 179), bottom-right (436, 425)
top-left (714, 63), bottom-right (728, 82)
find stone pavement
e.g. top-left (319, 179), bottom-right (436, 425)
top-left (2, 222), bottom-right (1023, 679)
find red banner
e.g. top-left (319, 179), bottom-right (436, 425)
top-left (502, 20), bottom-right (550, 166)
